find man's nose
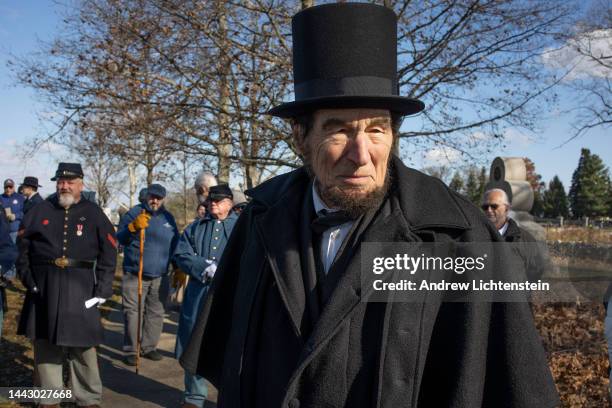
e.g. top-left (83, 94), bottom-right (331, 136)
top-left (345, 132), bottom-right (370, 166)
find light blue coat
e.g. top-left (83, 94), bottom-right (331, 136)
top-left (172, 212), bottom-right (238, 358)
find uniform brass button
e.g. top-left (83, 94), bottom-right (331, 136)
top-left (64, 232), bottom-right (67, 235)
top-left (215, 229), bottom-right (219, 232)
top-left (63, 247), bottom-right (67, 251)
top-left (63, 239), bottom-right (67, 243)
top-left (213, 246), bottom-right (217, 250)
top-left (212, 257), bottom-right (216, 260)
top-left (214, 237), bottom-right (218, 240)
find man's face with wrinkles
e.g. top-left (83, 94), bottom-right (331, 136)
top-left (299, 108), bottom-right (394, 210)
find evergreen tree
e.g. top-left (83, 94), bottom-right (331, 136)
top-left (465, 168), bottom-right (481, 205)
top-left (569, 148), bottom-right (611, 218)
top-left (477, 166), bottom-right (487, 201)
top-left (542, 175), bottom-right (569, 218)
top-left (608, 184), bottom-right (612, 217)
top-left (448, 172), bottom-right (464, 194)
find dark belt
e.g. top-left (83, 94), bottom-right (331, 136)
top-left (32, 258), bottom-right (96, 269)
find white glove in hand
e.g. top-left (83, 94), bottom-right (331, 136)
top-left (202, 259), bottom-right (217, 280)
top-left (6, 213), bottom-right (15, 222)
top-left (85, 297), bottom-right (106, 309)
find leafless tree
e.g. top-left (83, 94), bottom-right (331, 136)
top-left (392, 0), bottom-right (576, 160)
top-left (10, 0), bottom-right (578, 189)
top-left (556, 0), bottom-right (611, 144)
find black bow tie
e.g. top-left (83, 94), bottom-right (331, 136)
top-left (311, 209), bottom-right (354, 234)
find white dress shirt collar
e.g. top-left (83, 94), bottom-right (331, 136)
top-left (498, 221), bottom-right (509, 236)
top-left (311, 182), bottom-right (354, 274)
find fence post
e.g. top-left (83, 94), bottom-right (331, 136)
top-left (584, 217), bottom-right (589, 228)
top-left (559, 216), bottom-right (564, 228)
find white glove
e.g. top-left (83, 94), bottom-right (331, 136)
top-left (202, 259), bottom-right (217, 280)
top-left (85, 297), bottom-right (106, 309)
top-left (6, 213), bottom-right (15, 222)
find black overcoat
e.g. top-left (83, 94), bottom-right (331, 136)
top-left (17, 196), bottom-right (117, 347)
top-left (504, 218), bottom-right (548, 280)
top-left (23, 192), bottom-right (44, 215)
top-left (181, 156), bottom-right (559, 408)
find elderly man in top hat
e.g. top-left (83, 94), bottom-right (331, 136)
top-left (180, 4), bottom-right (559, 408)
top-left (16, 163), bottom-right (117, 407)
top-left (20, 176), bottom-right (44, 214)
top-left (173, 183), bottom-right (238, 408)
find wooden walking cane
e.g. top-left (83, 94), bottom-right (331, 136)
top-left (135, 210), bottom-right (146, 374)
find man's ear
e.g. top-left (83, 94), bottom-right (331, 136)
top-left (292, 122), bottom-right (308, 158)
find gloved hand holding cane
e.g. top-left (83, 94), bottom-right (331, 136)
top-left (128, 212), bottom-right (151, 233)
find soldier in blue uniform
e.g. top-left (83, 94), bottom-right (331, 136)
top-left (173, 183), bottom-right (238, 408)
top-left (16, 162), bottom-right (117, 408)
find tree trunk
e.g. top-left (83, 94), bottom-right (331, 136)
top-left (216, 1), bottom-right (232, 184)
top-left (182, 153), bottom-right (189, 226)
top-left (127, 158), bottom-right (137, 208)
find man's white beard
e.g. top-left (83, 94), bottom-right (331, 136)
top-left (58, 193), bottom-right (75, 208)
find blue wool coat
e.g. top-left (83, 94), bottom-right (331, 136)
top-left (0, 192), bottom-right (24, 233)
top-left (0, 204), bottom-right (17, 272)
top-left (173, 212), bottom-right (238, 358)
top-left (117, 203), bottom-right (179, 278)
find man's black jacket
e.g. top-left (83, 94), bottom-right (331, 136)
top-left (181, 156), bottom-right (559, 408)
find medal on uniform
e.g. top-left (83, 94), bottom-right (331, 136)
top-left (77, 224), bottom-right (83, 236)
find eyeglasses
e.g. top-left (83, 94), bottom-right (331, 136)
top-left (481, 204), bottom-right (500, 211)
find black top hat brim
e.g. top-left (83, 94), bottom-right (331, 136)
top-left (268, 95), bottom-right (425, 119)
top-left (20, 182), bottom-right (42, 188)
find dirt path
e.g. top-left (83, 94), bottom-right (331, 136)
top-left (97, 300), bottom-right (217, 408)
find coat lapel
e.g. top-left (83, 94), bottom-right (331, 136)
top-left (254, 179), bottom-right (310, 338)
top-left (301, 197), bottom-right (419, 360)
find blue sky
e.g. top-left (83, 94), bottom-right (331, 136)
top-left (0, 1), bottom-right (610, 199)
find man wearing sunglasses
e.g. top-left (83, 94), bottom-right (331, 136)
top-left (481, 189), bottom-right (513, 235)
top-left (1, 179), bottom-right (24, 279)
top-left (482, 189), bottom-right (544, 280)
top-left (482, 188), bottom-right (537, 241)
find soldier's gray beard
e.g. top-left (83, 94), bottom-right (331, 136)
top-left (58, 193), bottom-right (75, 208)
